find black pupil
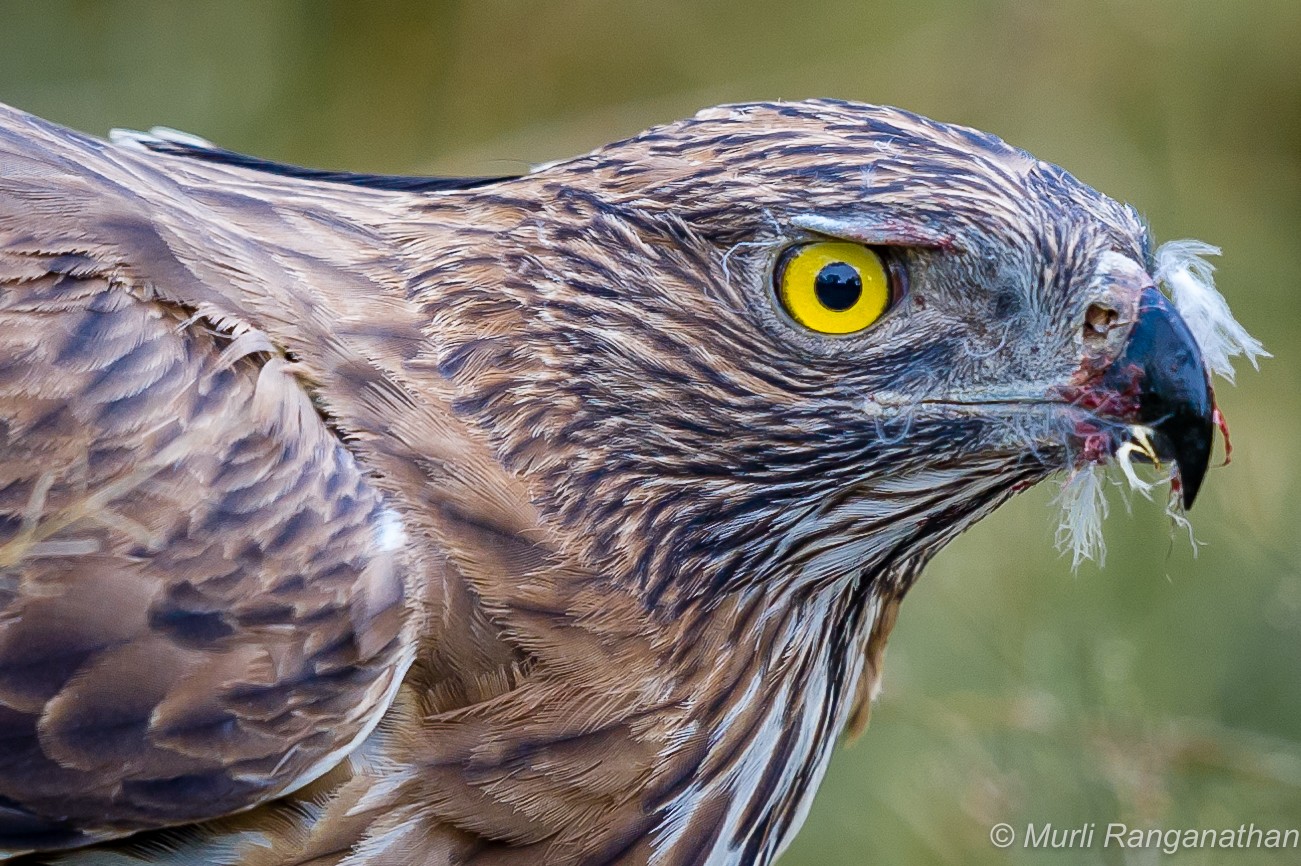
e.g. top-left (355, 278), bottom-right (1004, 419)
top-left (814, 262), bottom-right (862, 311)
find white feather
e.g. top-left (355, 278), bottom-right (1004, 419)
top-left (109, 125), bottom-right (216, 150)
top-left (1054, 466), bottom-right (1109, 569)
top-left (1155, 240), bottom-right (1269, 383)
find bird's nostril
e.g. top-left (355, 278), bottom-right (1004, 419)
top-left (1083, 303), bottom-right (1119, 350)
top-left (1085, 303), bottom-right (1119, 332)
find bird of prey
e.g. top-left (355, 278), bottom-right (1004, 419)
top-left (0, 99), bottom-right (1256, 865)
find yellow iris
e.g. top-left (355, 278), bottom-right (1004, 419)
top-left (777, 242), bottom-right (892, 334)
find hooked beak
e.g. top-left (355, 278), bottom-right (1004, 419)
top-left (1102, 287), bottom-right (1214, 508)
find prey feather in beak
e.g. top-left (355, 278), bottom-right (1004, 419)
top-left (1057, 241), bottom-right (1262, 565)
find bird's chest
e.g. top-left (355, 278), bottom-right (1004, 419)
top-left (653, 590), bottom-right (883, 866)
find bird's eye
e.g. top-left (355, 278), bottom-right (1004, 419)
top-left (775, 242), bottom-right (896, 335)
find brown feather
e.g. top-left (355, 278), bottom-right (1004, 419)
top-left (0, 98), bottom-right (1177, 865)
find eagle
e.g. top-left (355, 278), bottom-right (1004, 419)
top-left (0, 99), bottom-right (1258, 865)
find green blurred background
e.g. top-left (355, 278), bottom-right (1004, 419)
top-left (0, 1), bottom-right (1296, 863)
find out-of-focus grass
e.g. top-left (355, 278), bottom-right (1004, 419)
top-left (0, 2), bottom-right (1296, 863)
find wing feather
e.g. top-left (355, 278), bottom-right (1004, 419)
top-left (0, 109), bottom-right (419, 855)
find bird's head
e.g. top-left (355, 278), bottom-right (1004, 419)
top-left (422, 98), bottom-right (1244, 611)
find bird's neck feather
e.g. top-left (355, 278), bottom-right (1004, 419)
top-left (319, 560), bottom-right (914, 866)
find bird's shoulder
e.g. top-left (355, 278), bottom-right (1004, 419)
top-left (0, 149), bottom-right (420, 851)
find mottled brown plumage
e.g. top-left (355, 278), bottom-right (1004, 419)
top-left (0, 100), bottom-right (1225, 865)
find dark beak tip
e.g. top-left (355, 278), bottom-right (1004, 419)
top-left (1175, 417), bottom-right (1214, 510)
top-left (1179, 458), bottom-right (1206, 510)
